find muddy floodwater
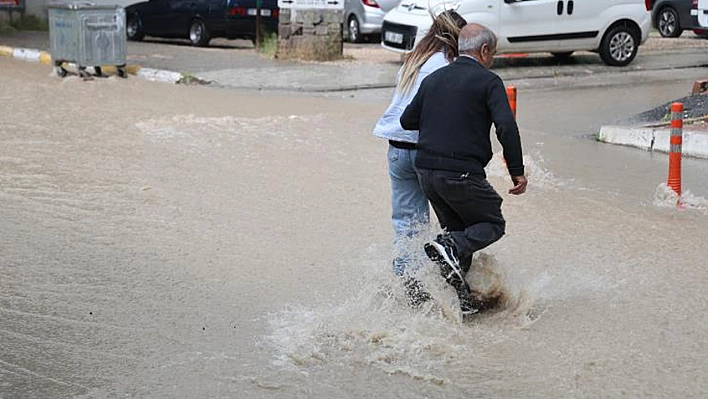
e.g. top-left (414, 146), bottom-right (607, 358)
top-left (2, 58), bottom-right (708, 398)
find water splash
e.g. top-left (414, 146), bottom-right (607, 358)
top-left (485, 150), bottom-right (560, 189)
top-left (653, 183), bottom-right (708, 214)
top-left (263, 229), bottom-right (540, 383)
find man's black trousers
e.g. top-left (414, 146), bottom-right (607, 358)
top-left (417, 168), bottom-right (506, 273)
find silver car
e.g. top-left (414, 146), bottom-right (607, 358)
top-left (344, 0), bottom-right (387, 42)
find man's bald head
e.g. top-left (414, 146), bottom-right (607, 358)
top-left (458, 23), bottom-right (497, 54)
top-left (458, 23), bottom-right (497, 68)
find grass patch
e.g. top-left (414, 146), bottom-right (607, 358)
top-left (0, 23), bottom-right (15, 34)
top-left (177, 72), bottom-right (210, 85)
top-left (257, 31), bottom-right (278, 59)
top-left (1, 14), bottom-right (48, 32)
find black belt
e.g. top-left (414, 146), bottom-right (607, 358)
top-left (389, 140), bottom-right (417, 150)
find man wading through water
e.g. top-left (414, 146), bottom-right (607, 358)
top-left (400, 23), bottom-right (528, 315)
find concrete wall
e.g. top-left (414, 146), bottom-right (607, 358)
top-left (278, 9), bottom-right (343, 61)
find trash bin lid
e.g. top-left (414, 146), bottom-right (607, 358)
top-left (47, 2), bottom-right (123, 10)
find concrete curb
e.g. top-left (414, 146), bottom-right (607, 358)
top-left (0, 44), bottom-right (183, 84)
top-left (598, 125), bottom-right (708, 159)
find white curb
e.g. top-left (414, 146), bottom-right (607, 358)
top-left (1, 44), bottom-right (185, 84)
top-left (12, 47), bottom-right (42, 62)
top-left (136, 67), bottom-right (183, 83)
top-left (599, 125), bottom-right (708, 159)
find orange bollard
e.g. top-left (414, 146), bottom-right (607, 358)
top-left (667, 102), bottom-right (683, 199)
top-left (501, 86), bottom-right (518, 167)
top-left (506, 86), bottom-right (517, 119)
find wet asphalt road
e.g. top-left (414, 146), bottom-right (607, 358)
top-left (2, 32), bottom-right (708, 399)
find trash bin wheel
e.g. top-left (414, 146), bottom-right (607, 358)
top-left (54, 61), bottom-right (67, 78)
top-left (78, 67), bottom-right (91, 79)
top-left (117, 67), bottom-right (128, 78)
top-left (54, 66), bottom-right (67, 78)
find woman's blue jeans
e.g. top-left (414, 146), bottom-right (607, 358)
top-left (387, 145), bottom-right (429, 275)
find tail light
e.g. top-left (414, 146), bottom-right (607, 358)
top-left (228, 6), bottom-right (247, 15)
top-left (692, 0), bottom-right (698, 8)
top-left (362, 0), bottom-right (380, 8)
top-left (229, 6), bottom-right (278, 17)
top-left (645, 0), bottom-right (651, 11)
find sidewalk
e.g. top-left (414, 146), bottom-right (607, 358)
top-left (599, 94), bottom-right (708, 159)
top-left (599, 124), bottom-right (708, 159)
top-left (0, 30), bottom-right (401, 89)
top-left (4, 30), bottom-right (708, 92)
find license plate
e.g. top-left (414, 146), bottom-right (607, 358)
top-left (247, 8), bottom-right (271, 16)
top-left (385, 31), bottom-right (404, 44)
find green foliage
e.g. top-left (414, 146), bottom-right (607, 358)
top-left (0, 23), bottom-right (15, 34)
top-left (257, 31), bottom-right (278, 59)
top-left (177, 72), bottom-right (210, 85)
top-left (1, 14), bottom-right (49, 32)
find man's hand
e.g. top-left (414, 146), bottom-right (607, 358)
top-left (508, 175), bottom-right (527, 195)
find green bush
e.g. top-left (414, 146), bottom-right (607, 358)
top-left (1, 14), bottom-right (49, 32)
top-left (0, 23), bottom-right (16, 34)
top-left (257, 31), bottom-right (278, 59)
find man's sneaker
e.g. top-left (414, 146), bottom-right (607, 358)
top-left (425, 235), bottom-right (474, 311)
top-left (424, 235), bottom-right (465, 287)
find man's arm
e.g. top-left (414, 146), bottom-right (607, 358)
top-left (399, 83), bottom-right (425, 130)
top-left (487, 75), bottom-right (527, 194)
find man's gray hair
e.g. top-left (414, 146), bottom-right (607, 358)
top-left (458, 26), bottom-right (496, 53)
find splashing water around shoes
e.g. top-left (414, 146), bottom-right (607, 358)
top-left (263, 226), bottom-right (541, 384)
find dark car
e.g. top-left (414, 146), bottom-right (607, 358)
top-left (649, 0), bottom-right (706, 37)
top-left (126, 0), bottom-right (279, 46)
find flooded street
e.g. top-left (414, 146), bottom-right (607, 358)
top-left (2, 57), bottom-right (708, 398)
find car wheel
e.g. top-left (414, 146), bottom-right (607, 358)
top-left (189, 19), bottom-right (210, 47)
top-left (657, 6), bottom-right (682, 38)
top-left (348, 15), bottom-right (362, 43)
top-left (599, 25), bottom-right (638, 67)
top-left (126, 13), bottom-right (145, 41)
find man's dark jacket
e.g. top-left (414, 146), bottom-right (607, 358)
top-left (400, 56), bottom-right (524, 177)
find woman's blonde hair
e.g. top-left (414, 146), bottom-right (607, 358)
top-left (397, 10), bottom-right (466, 95)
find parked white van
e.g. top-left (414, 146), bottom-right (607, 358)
top-left (381, 0), bottom-right (652, 66)
top-left (697, 0), bottom-right (708, 27)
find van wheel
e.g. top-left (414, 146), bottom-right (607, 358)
top-left (657, 6), bottom-right (682, 38)
top-left (599, 25), bottom-right (638, 67)
top-left (348, 15), bottom-right (362, 43)
top-left (189, 19), bottom-right (211, 47)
